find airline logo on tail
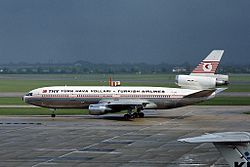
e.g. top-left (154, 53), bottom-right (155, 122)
top-left (193, 61), bottom-right (219, 73)
top-left (203, 63), bottom-right (213, 72)
top-left (191, 50), bottom-right (224, 74)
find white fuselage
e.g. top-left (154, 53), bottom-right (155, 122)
top-left (23, 86), bottom-right (212, 110)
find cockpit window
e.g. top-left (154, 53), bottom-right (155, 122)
top-left (25, 93), bottom-right (33, 96)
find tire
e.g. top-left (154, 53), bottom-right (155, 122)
top-left (138, 112), bottom-right (144, 118)
top-left (132, 112), bottom-right (138, 118)
top-left (124, 114), bottom-right (131, 120)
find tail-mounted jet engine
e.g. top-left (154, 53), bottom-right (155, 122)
top-left (176, 74), bottom-right (229, 90)
top-left (213, 74), bottom-right (229, 86)
top-left (176, 75), bottom-right (216, 89)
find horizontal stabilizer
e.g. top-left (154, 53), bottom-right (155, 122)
top-left (213, 87), bottom-right (228, 95)
top-left (184, 89), bottom-right (215, 98)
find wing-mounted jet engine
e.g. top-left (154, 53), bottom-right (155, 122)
top-left (88, 103), bottom-right (112, 115)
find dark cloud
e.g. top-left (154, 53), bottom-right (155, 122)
top-left (0, 0), bottom-right (249, 64)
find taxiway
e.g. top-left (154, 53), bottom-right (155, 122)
top-left (0, 106), bottom-right (250, 166)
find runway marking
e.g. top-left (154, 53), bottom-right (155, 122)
top-left (34, 148), bottom-right (76, 152)
top-left (31, 110), bottom-right (194, 167)
top-left (0, 122), bottom-right (42, 125)
top-left (102, 139), bottom-right (134, 144)
top-left (31, 143), bottom-right (98, 167)
top-left (75, 150), bottom-right (121, 154)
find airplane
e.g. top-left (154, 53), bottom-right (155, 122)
top-left (23, 50), bottom-right (229, 119)
top-left (178, 132), bottom-right (250, 167)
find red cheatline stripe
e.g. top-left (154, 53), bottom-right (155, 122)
top-left (192, 61), bottom-right (219, 73)
top-left (193, 68), bottom-right (217, 71)
top-left (192, 71), bottom-right (217, 73)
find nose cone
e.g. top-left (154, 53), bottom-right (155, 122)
top-left (23, 92), bottom-right (33, 104)
top-left (22, 95), bottom-right (27, 103)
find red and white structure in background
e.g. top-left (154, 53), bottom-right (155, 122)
top-left (109, 77), bottom-right (121, 87)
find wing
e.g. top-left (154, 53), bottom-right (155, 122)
top-left (183, 88), bottom-right (227, 98)
top-left (178, 132), bottom-right (250, 167)
top-left (88, 99), bottom-right (156, 115)
top-left (178, 132), bottom-right (250, 143)
top-left (100, 99), bottom-right (151, 110)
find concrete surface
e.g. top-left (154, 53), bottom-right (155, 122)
top-left (0, 106), bottom-right (250, 167)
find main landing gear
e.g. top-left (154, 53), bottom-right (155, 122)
top-left (123, 107), bottom-right (144, 120)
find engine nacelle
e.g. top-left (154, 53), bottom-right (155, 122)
top-left (214, 74), bottom-right (229, 86)
top-left (176, 75), bottom-right (216, 89)
top-left (190, 74), bottom-right (229, 86)
top-left (88, 104), bottom-right (112, 115)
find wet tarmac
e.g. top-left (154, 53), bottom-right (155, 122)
top-left (0, 106), bottom-right (250, 167)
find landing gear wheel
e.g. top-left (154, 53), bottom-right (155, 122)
top-left (138, 112), bottom-right (144, 118)
top-left (132, 112), bottom-right (138, 118)
top-left (51, 109), bottom-right (56, 118)
top-left (124, 114), bottom-right (131, 120)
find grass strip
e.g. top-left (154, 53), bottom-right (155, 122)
top-left (200, 97), bottom-right (250, 105)
top-left (0, 97), bottom-right (25, 105)
top-left (0, 108), bottom-right (89, 115)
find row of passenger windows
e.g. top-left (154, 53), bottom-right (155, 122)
top-left (121, 95), bottom-right (171, 98)
top-left (76, 95), bottom-right (112, 98)
top-left (42, 95), bottom-right (70, 98)
top-left (41, 94), bottom-right (172, 98)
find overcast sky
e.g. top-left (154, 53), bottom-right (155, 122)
top-left (0, 0), bottom-right (249, 65)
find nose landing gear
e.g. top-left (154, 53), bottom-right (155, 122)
top-left (51, 109), bottom-right (56, 118)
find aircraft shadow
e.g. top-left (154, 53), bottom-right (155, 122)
top-left (89, 115), bottom-right (190, 121)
